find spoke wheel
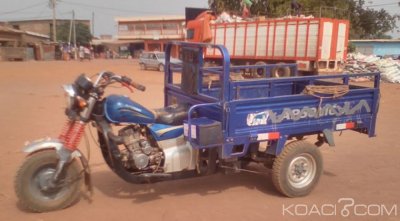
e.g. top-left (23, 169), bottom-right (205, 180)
top-left (272, 141), bottom-right (322, 197)
top-left (15, 150), bottom-right (82, 212)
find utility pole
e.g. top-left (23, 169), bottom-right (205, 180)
top-left (72, 10), bottom-right (77, 60)
top-left (68, 10), bottom-right (73, 44)
top-left (92, 12), bottom-right (95, 36)
top-left (50, 0), bottom-right (57, 42)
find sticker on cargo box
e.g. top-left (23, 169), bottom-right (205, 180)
top-left (183, 124), bottom-right (197, 139)
top-left (246, 100), bottom-right (371, 126)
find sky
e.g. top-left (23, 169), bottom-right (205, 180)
top-left (0, 0), bottom-right (209, 36)
top-left (0, 0), bottom-right (399, 38)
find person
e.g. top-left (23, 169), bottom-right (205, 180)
top-left (291, 0), bottom-right (302, 16)
top-left (79, 45), bottom-right (84, 61)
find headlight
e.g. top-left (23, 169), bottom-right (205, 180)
top-left (63, 84), bottom-right (77, 110)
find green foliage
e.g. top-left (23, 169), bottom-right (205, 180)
top-left (208, 0), bottom-right (399, 39)
top-left (55, 22), bottom-right (92, 45)
top-left (347, 42), bottom-right (355, 53)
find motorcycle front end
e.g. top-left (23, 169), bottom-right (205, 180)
top-left (14, 74), bottom-right (99, 212)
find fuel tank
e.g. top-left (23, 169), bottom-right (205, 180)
top-left (104, 95), bottom-right (155, 124)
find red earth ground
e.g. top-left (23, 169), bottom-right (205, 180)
top-left (0, 59), bottom-right (399, 221)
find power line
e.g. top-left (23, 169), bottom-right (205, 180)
top-left (0, 1), bottom-right (47, 15)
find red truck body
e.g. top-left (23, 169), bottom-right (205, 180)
top-left (187, 13), bottom-right (349, 74)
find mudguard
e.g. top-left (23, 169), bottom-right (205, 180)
top-left (23, 138), bottom-right (93, 194)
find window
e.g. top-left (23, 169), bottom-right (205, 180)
top-left (146, 23), bottom-right (161, 30)
top-left (163, 23), bottom-right (177, 30)
top-left (119, 24), bottom-right (128, 31)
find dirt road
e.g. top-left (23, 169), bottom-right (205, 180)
top-left (0, 59), bottom-right (399, 221)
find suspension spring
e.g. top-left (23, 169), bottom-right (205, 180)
top-left (59, 120), bottom-right (86, 150)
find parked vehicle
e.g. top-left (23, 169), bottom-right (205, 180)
top-left (186, 9), bottom-right (349, 76)
top-left (139, 51), bottom-right (181, 72)
top-left (15, 41), bottom-right (380, 212)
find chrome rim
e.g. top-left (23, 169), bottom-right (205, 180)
top-left (30, 165), bottom-right (69, 201)
top-left (287, 153), bottom-right (317, 189)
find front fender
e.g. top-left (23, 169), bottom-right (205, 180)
top-left (23, 138), bottom-right (81, 158)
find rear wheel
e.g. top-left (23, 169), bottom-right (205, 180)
top-left (271, 63), bottom-right (291, 78)
top-left (272, 141), bottom-right (322, 197)
top-left (196, 148), bottom-right (218, 176)
top-left (140, 63), bottom-right (146, 70)
top-left (253, 61), bottom-right (267, 78)
top-left (15, 150), bottom-right (82, 212)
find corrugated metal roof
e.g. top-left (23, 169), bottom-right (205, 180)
top-left (0, 25), bottom-right (23, 34)
top-left (115, 15), bottom-right (185, 22)
top-left (0, 25), bottom-right (49, 39)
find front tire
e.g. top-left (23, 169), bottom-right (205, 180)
top-left (15, 150), bottom-right (82, 212)
top-left (272, 141), bottom-right (322, 197)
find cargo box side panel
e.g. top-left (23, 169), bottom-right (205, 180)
top-left (234, 24), bottom-right (246, 56)
top-left (245, 24), bottom-right (256, 56)
top-left (228, 90), bottom-right (376, 138)
top-left (214, 26), bottom-right (225, 56)
top-left (285, 22), bottom-right (297, 57)
top-left (256, 24), bottom-right (267, 56)
top-left (225, 24), bottom-right (235, 56)
top-left (273, 22), bottom-right (286, 57)
top-left (321, 21), bottom-right (333, 60)
top-left (206, 25), bottom-right (216, 56)
top-left (307, 22), bottom-right (319, 59)
top-left (267, 23), bottom-right (275, 57)
top-left (336, 22), bottom-right (347, 60)
top-left (296, 22), bottom-right (308, 58)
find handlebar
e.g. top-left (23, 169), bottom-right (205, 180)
top-left (98, 71), bottom-right (146, 92)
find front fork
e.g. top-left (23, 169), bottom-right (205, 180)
top-left (51, 120), bottom-right (87, 185)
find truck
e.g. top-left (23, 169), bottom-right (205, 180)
top-left (186, 10), bottom-right (349, 77)
top-left (164, 41), bottom-right (379, 196)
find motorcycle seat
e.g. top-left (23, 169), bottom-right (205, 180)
top-left (153, 104), bottom-right (190, 126)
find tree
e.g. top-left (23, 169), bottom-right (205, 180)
top-left (208, 0), bottom-right (399, 39)
top-left (53, 22), bottom-right (92, 45)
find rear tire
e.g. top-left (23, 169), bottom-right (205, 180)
top-left (271, 63), bottom-right (291, 78)
top-left (196, 148), bottom-right (218, 176)
top-left (253, 61), bottom-right (267, 78)
top-left (272, 141), bottom-right (322, 197)
top-left (140, 63), bottom-right (146, 70)
top-left (15, 150), bottom-right (82, 212)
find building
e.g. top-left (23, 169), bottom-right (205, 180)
top-left (0, 25), bottom-right (52, 61)
top-left (115, 16), bottom-right (185, 57)
top-left (7, 19), bottom-right (90, 38)
top-left (350, 39), bottom-right (400, 57)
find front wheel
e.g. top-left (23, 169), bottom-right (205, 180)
top-left (272, 141), bottom-right (323, 197)
top-left (15, 150), bottom-right (82, 212)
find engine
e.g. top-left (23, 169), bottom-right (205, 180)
top-left (118, 125), bottom-right (163, 172)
